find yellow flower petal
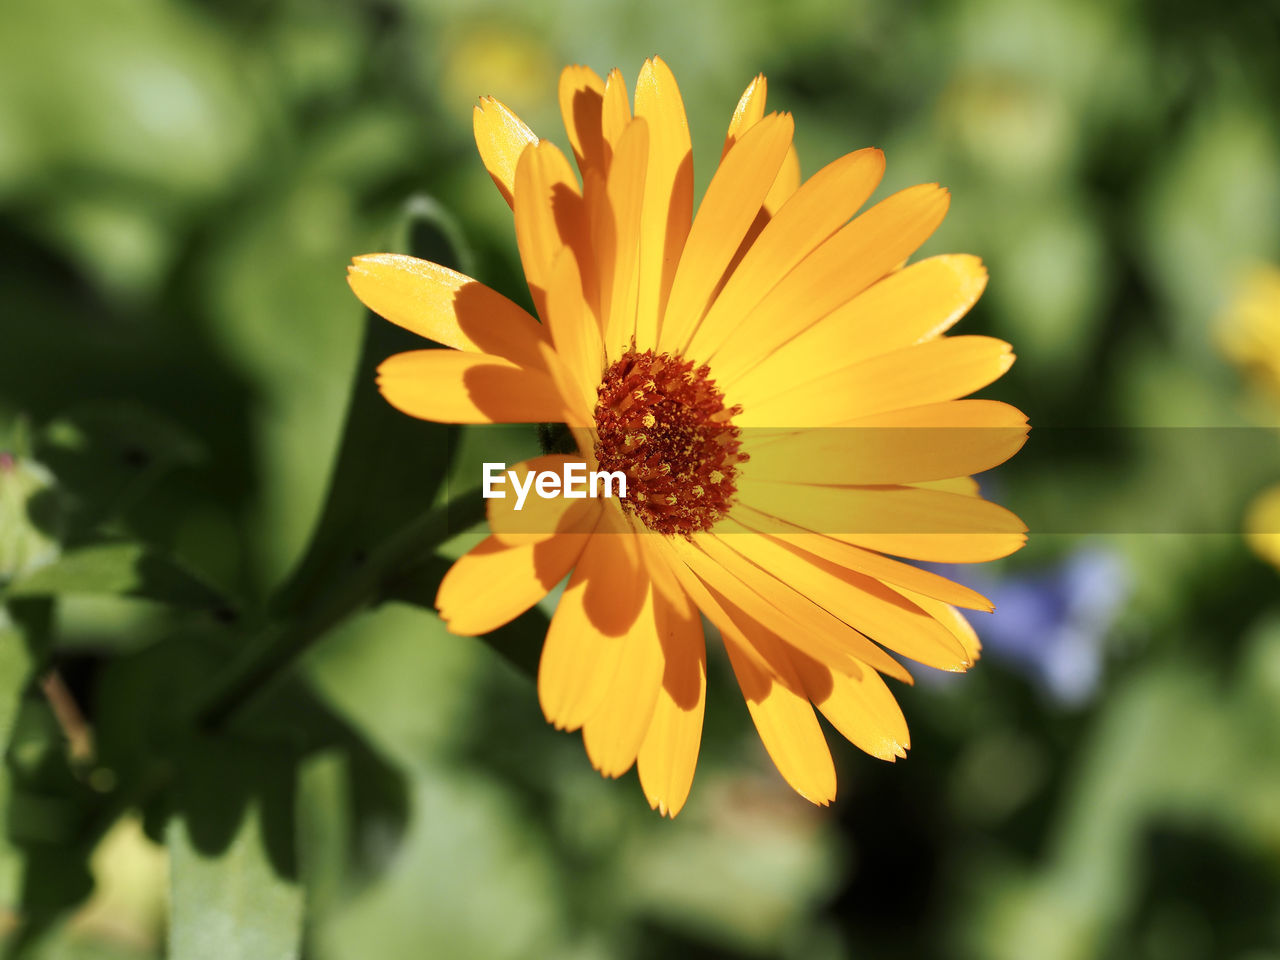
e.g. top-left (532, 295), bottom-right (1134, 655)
top-left (437, 532), bottom-right (591, 636)
top-left (513, 140), bottom-right (589, 319)
top-left (680, 147), bottom-right (886, 358)
top-left (734, 478), bottom-right (1026, 541)
top-left (558, 64), bottom-right (606, 177)
top-left (675, 534), bottom-right (914, 682)
top-left (722, 73), bottom-right (768, 156)
top-left (600, 118), bottom-right (650, 359)
top-left (708, 183), bottom-right (952, 385)
top-left (718, 71), bottom-right (808, 210)
top-left (789, 647), bottom-right (909, 762)
top-left (473, 95), bottom-right (537, 208)
top-left (659, 113), bottom-right (795, 350)
top-left (713, 584), bottom-right (908, 766)
top-left (673, 558), bottom-right (838, 802)
top-left (636, 586), bottom-right (707, 817)
top-left (649, 535), bottom-right (779, 679)
top-left (601, 68), bottom-right (632, 160)
top-left (582, 583), bottom-right (665, 777)
top-left (534, 341), bottom-right (595, 428)
top-left (538, 519), bottom-right (648, 731)
top-left (765, 143), bottom-right (802, 214)
top-left (739, 400), bottom-right (1029, 484)
top-left (736, 336), bottom-right (1015, 427)
top-left (712, 532), bottom-right (972, 671)
top-left (633, 57), bottom-right (695, 351)
top-left (728, 509), bottom-right (993, 611)
top-left (376, 349), bottom-right (565, 424)
top-left (544, 251), bottom-right (604, 420)
top-left (890, 588), bottom-right (982, 662)
top-left (840, 531), bottom-right (1026, 564)
top-left (731, 254), bottom-right (988, 396)
top-left (346, 254), bottom-right (548, 369)
top-left (487, 454), bottom-right (603, 546)
top-left (723, 631), bottom-right (836, 806)
top-left (917, 476), bottom-right (981, 496)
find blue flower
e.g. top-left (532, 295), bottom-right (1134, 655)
top-left (929, 547), bottom-right (1129, 706)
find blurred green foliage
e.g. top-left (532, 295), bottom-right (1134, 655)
top-left (2, 0), bottom-right (1280, 957)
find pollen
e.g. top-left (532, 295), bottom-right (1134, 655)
top-left (593, 348), bottom-right (746, 536)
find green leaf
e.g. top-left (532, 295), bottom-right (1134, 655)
top-left (166, 734), bottom-right (303, 960)
top-left (245, 683), bottom-right (409, 889)
top-left (90, 626), bottom-right (408, 888)
top-left (7, 541), bottom-right (232, 614)
top-left (315, 770), bottom-right (566, 960)
top-left (168, 793), bottom-right (304, 960)
top-left (272, 196), bottom-right (472, 616)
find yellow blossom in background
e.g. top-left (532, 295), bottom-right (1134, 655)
top-left (1218, 265), bottom-right (1280, 571)
top-left (67, 816), bottom-right (168, 953)
top-left (347, 59), bottom-right (1028, 815)
top-left (438, 23), bottom-right (556, 124)
top-left (1244, 485), bottom-right (1280, 571)
top-left (1219, 265), bottom-right (1280, 404)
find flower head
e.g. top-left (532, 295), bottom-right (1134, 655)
top-left (1218, 265), bottom-right (1280, 571)
top-left (1219, 265), bottom-right (1280, 405)
top-left (348, 59), bottom-right (1028, 815)
top-left (1245, 484), bottom-right (1280, 571)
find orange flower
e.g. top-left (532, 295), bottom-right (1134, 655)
top-left (348, 59), bottom-right (1028, 815)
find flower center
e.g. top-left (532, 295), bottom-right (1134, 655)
top-left (592, 349), bottom-right (746, 536)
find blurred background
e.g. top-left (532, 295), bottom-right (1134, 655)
top-left (3, 0), bottom-right (1280, 957)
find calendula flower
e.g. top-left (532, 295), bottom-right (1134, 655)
top-left (347, 59), bottom-right (1028, 815)
top-left (1219, 265), bottom-right (1280, 404)
top-left (1218, 266), bottom-right (1280, 571)
top-left (1244, 485), bottom-right (1280, 571)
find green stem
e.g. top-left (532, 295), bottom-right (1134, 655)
top-left (194, 490), bottom-right (485, 731)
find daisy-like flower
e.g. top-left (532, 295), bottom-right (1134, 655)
top-left (347, 59), bottom-right (1028, 815)
top-left (1219, 265), bottom-right (1280, 404)
top-left (1244, 485), bottom-right (1280, 572)
top-left (1219, 266), bottom-right (1280, 571)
